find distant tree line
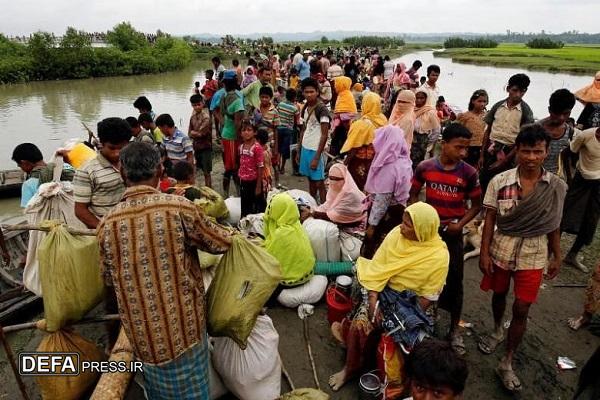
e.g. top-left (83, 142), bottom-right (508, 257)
top-left (444, 37), bottom-right (499, 49)
top-left (0, 22), bottom-right (193, 84)
top-left (342, 36), bottom-right (405, 48)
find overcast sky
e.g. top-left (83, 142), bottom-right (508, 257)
top-left (2, 0), bottom-right (598, 36)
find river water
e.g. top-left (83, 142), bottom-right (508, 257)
top-left (0, 51), bottom-right (593, 215)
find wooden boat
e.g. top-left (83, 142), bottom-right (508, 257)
top-left (0, 216), bottom-right (41, 323)
top-left (0, 169), bottom-right (25, 192)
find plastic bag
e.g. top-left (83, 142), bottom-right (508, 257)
top-left (224, 197), bottom-right (241, 226)
top-left (207, 235), bottom-right (282, 348)
top-left (38, 222), bottom-right (104, 332)
top-left (238, 213), bottom-right (265, 237)
top-left (277, 275), bottom-right (328, 308)
top-left (279, 388), bottom-right (330, 400)
top-left (339, 231), bottom-right (362, 261)
top-left (376, 335), bottom-right (406, 399)
top-left (36, 329), bottom-right (105, 400)
top-left (302, 218), bottom-right (341, 262)
top-left (212, 315), bottom-right (281, 400)
top-left (24, 159), bottom-right (87, 296)
top-left (194, 186), bottom-right (229, 221)
top-left (197, 250), bottom-right (223, 269)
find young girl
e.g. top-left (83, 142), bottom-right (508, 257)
top-left (456, 89), bottom-right (488, 168)
top-left (238, 121), bottom-right (265, 217)
top-left (257, 128), bottom-right (273, 197)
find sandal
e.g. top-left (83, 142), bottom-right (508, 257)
top-left (567, 315), bottom-right (590, 331)
top-left (478, 333), bottom-right (504, 355)
top-left (450, 333), bottom-right (466, 356)
top-left (496, 365), bottom-right (522, 392)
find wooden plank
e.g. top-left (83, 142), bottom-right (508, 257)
top-left (0, 295), bottom-right (41, 323)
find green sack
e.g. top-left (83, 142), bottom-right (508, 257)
top-left (194, 186), bottom-right (229, 221)
top-left (38, 222), bottom-right (104, 332)
top-left (207, 235), bottom-right (282, 349)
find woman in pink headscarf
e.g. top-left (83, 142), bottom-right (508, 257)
top-left (361, 125), bottom-right (413, 258)
top-left (384, 63), bottom-right (412, 104)
top-left (312, 163), bottom-right (366, 231)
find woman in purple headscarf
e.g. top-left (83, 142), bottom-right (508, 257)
top-left (361, 125), bottom-right (414, 258)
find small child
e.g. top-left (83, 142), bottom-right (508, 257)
top-left (288, 68), bottom-right (300, 90)
top-left (242, 67), bottom-right (257, 88)
top-left (405, 339), bottom-right (468, 400)
top-left (201, 70), bottom-right (218, 105)
top-left (257, 128), bottom-right (273, 195)
top-left (238, 121), bottom-right (265, 217)
top-left (167, 161), bottom-right (204, 201)
top-left (193, 81), bottom-right (200, 95)
top-left (188, 94), bottom-right (212, 187)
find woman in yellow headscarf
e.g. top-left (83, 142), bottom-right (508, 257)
top-left (328, 202), bottom-right (449, 392)
top-left (575, 71), bottom-right (600, 129)
top-left (331, 76), bottom-right (358, 155)
top-left (340, 92), bottom-right (387, 190)
top-left (264, 193), bottom-right (315, 286)
top-left (388, 90), bottom-right (416, 148)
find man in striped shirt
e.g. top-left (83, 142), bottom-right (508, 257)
top-left (73, 117), bottom-right (132, 229)
top-left (156, 113), bottom-right (194, 167)
top-left (410, 123), bottom-right (481, 356)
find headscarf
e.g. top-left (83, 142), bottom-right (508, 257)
top-left (352, 83), bottom-right (364, 92)
top-left (364, 125), bottom-right (413, 204)
top-left (356, 202), bottom-right (449, 298)
top-left (389, 90), bottom-right (416, 146)
top-left (334, 76), bottom-right (358, 114)
top-left (315, 164), bottom-right (366, 224)
top-left (263, 193), bottom-right (315, 286)
top-left (574, 71), bottom-right (600, 104)
top-left (341, 92), bottom-right (388, 153)
top-left (414, 89), bottom-right (441, 133)
top-left (392, 63), bottom-right (411, 87)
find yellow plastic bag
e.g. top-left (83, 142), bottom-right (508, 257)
top-left (193, 186), bottom-right (229, 220)
top-left (38, 222), bottom-right (104, 332)
top-left (207, 235), bottom-right (282, 348)
top-left (36, 329), bottom-right (105, 400)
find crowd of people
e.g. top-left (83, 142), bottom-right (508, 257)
top-left (6, 44), bottom-right (600, 399)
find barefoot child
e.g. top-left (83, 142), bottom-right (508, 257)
top-left (297, 77), bottom-right (330, 203)
top-left (188, 94), bottom-right (213, 187)
top-left (238, 121), bottom-right (264, 217)
top-left (257, 128), bottom-right (273, 199)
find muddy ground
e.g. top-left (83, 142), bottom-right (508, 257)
top-left (1, 150), bottom-right (599, 399)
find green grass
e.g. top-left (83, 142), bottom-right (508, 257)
top-left (434, 43), bottom-right (600, 74)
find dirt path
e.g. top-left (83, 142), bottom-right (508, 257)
top-left (1, 152), bottom-right (598, 399)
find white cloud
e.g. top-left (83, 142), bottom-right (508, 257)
top-left (1, 0), bottom-right (598, 36)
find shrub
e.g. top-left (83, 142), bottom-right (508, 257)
top-left (526, 38), bottom-right (564, 49)
top-left (444, 37), bottom-right (498, 49)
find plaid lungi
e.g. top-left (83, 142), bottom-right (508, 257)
top-left (143, 339), bottom-right (209, 400)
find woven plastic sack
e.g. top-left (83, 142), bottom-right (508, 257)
top-left (302, 218), bottom-right (341, 262)
top-left (224, 197), bottom-right (241, 226)
top-left (212, 315), bottom-right (281, 400)
top-left (38, 222), bottom-right (104, 332)
top-left (207, 235), bottom-right (282, 348)
top-left (194, 186), bottom-right (229, 221)
top-left (277, 275), bottom-right (328, 308)
top-left (36, 329), bottom-right (105, 400)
